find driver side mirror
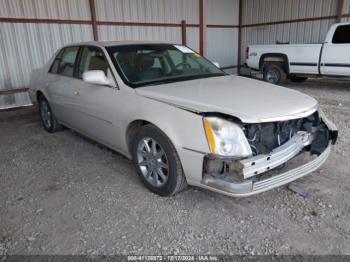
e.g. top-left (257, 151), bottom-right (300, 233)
top-left (82, 70), bottom-right (116, 87)
top-left (213, 62), bottom-right (220, 68)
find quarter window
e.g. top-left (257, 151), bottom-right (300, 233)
top-left (332, 25), bottom-right (350, 44)
top-left (50, 46), bottom-right (79, 77)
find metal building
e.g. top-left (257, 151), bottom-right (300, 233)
top-left (240, 0), bottom-right (350, 63)
top-left (0, 0), bottom-right (239, 91)
top-left (0, 0), bottom-right (349, 108)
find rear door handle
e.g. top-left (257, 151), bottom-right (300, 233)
top-left (74, 91), bottom-right (80, 96)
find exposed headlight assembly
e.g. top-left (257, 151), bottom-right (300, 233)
top-left (203, 117), bottom-right (252, 157)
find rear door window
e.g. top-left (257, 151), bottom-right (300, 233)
top-left (50, 46), bottom-right (79, 77)
top-left (332, 25), bottom-right (350, 44)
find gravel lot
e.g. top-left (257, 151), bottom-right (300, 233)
top-left (1, 78), bottom-right (350, 256)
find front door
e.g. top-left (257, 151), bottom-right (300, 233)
top-left (69, 46), bottom-right (124, 150)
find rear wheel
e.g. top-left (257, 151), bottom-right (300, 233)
top-left (263, 64), bottom-right (287, 85)
top-left (131, 125), bottom-right (187, 196)
top-left (38, 95), bottom-right (62, 133)
top-left (289, 76), bottom-right (308, 83)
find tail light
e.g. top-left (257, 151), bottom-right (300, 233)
top-left (246, 47), bottom-right (250, 60)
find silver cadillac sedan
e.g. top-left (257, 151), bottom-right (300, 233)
top-left (29, 41), bottom-right (338, 197)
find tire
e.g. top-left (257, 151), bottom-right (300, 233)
top-left (289, 76), bottom-right (308, 83)
top-left (38, 95), bottom-right (62, 133)
top-left (263, 64), bottom-right (287, 85)
top-left (131, 125), bottom-right (187, 196)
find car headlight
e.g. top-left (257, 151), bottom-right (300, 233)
top-left (203, 117), bottom-right (252, 157)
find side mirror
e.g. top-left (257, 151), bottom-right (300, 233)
top-left (82, 70), bottom-right (115, 87)
top-left (213, 62), bottom-right (220, 68)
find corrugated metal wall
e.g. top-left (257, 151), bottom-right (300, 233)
top-left (0, 0), bottom-right (239, 91)
top-left (96, 0), bottom-right (238, 68)
top-left (207, 0), bottom-right (239, 69)
top-left (0, 0), bottom-right (91, 19)
top-left (0, 0), bottom-right (93, 90)
top-left (96, 0), bottom-right (199, 24)
top-left (1, 0), bottom-right (350, 91)
top-left (342, 0), bottom-right (350, 22)
top-left (96, 0), bottom-right (199, 55)
top-left (0, 23), bottom-right (93, 89)
top-left (243, 0), bottom-right (338, 25)
top-left (241, 0), bottom-right (340, 64)
top-left (95, 0), bottom-right (202, 57)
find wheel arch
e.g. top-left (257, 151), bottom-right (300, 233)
top-left (259, 53), bottom-right (290, 73)
top-left (119, 94), bottom-right (211, 187)
top-left (123, 107), bottom-right (210, 160)
top-left (125, 119), bottom-right (153, 155)
top-left (125, 117), bottom-right (194, 157)
top-left (35, 89), bottom-right (53, 104)
top-left (36, 90), bottom-right (45, 101)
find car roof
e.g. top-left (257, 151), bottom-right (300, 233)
top-left (63, 41), bottom-right (180, 48)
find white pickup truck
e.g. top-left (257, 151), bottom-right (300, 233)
top-left (246, 22), bottom-right (350, 85)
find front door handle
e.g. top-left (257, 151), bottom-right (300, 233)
top-left (74, 91), bottom-right (80, 96)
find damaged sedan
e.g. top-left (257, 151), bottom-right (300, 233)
top-left (29, 42), bottom-right (338, 197)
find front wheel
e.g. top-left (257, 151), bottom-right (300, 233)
top-left (263, 64), bottom-right (287, 85)
top-left (131, 125), bottom-right (187, 196)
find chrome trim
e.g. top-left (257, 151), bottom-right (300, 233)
top-left (252, 145), bottom-right (331, 192)
top-left (240, 131), bottom-right (313, 179)
top-left (201, 145), bottom-right (331, 197)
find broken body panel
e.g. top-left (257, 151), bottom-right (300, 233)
top-left (201, 111), bottom-right (337, 197)
top-left (135, 74), bottom-right (337, 196)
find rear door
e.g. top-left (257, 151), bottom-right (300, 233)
top-left (321, 24), bottom-right (350, 76)
top-left (46, 46), bottom-right (80, 125)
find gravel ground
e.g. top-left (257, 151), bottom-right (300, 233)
top-left (1, 78), bottom-right (350, 256)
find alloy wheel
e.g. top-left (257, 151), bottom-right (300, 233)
top-left (136, 137), bottom-right (169, 187)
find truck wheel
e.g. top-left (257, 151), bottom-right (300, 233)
top-left (131, 125), bottom-right (187, 196)
top-left (263, 64), bottom-right (287, 85)
top-left (289, 76), bottom-right (308, 83)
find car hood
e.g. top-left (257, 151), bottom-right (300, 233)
top-left (135, 75), bottom-right (318, 123)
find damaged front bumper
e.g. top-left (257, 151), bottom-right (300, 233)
top-left (201, 112), bottom-right (338, 197)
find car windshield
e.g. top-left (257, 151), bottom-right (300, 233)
top-left (106, 44), bottom-right (225, 88)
